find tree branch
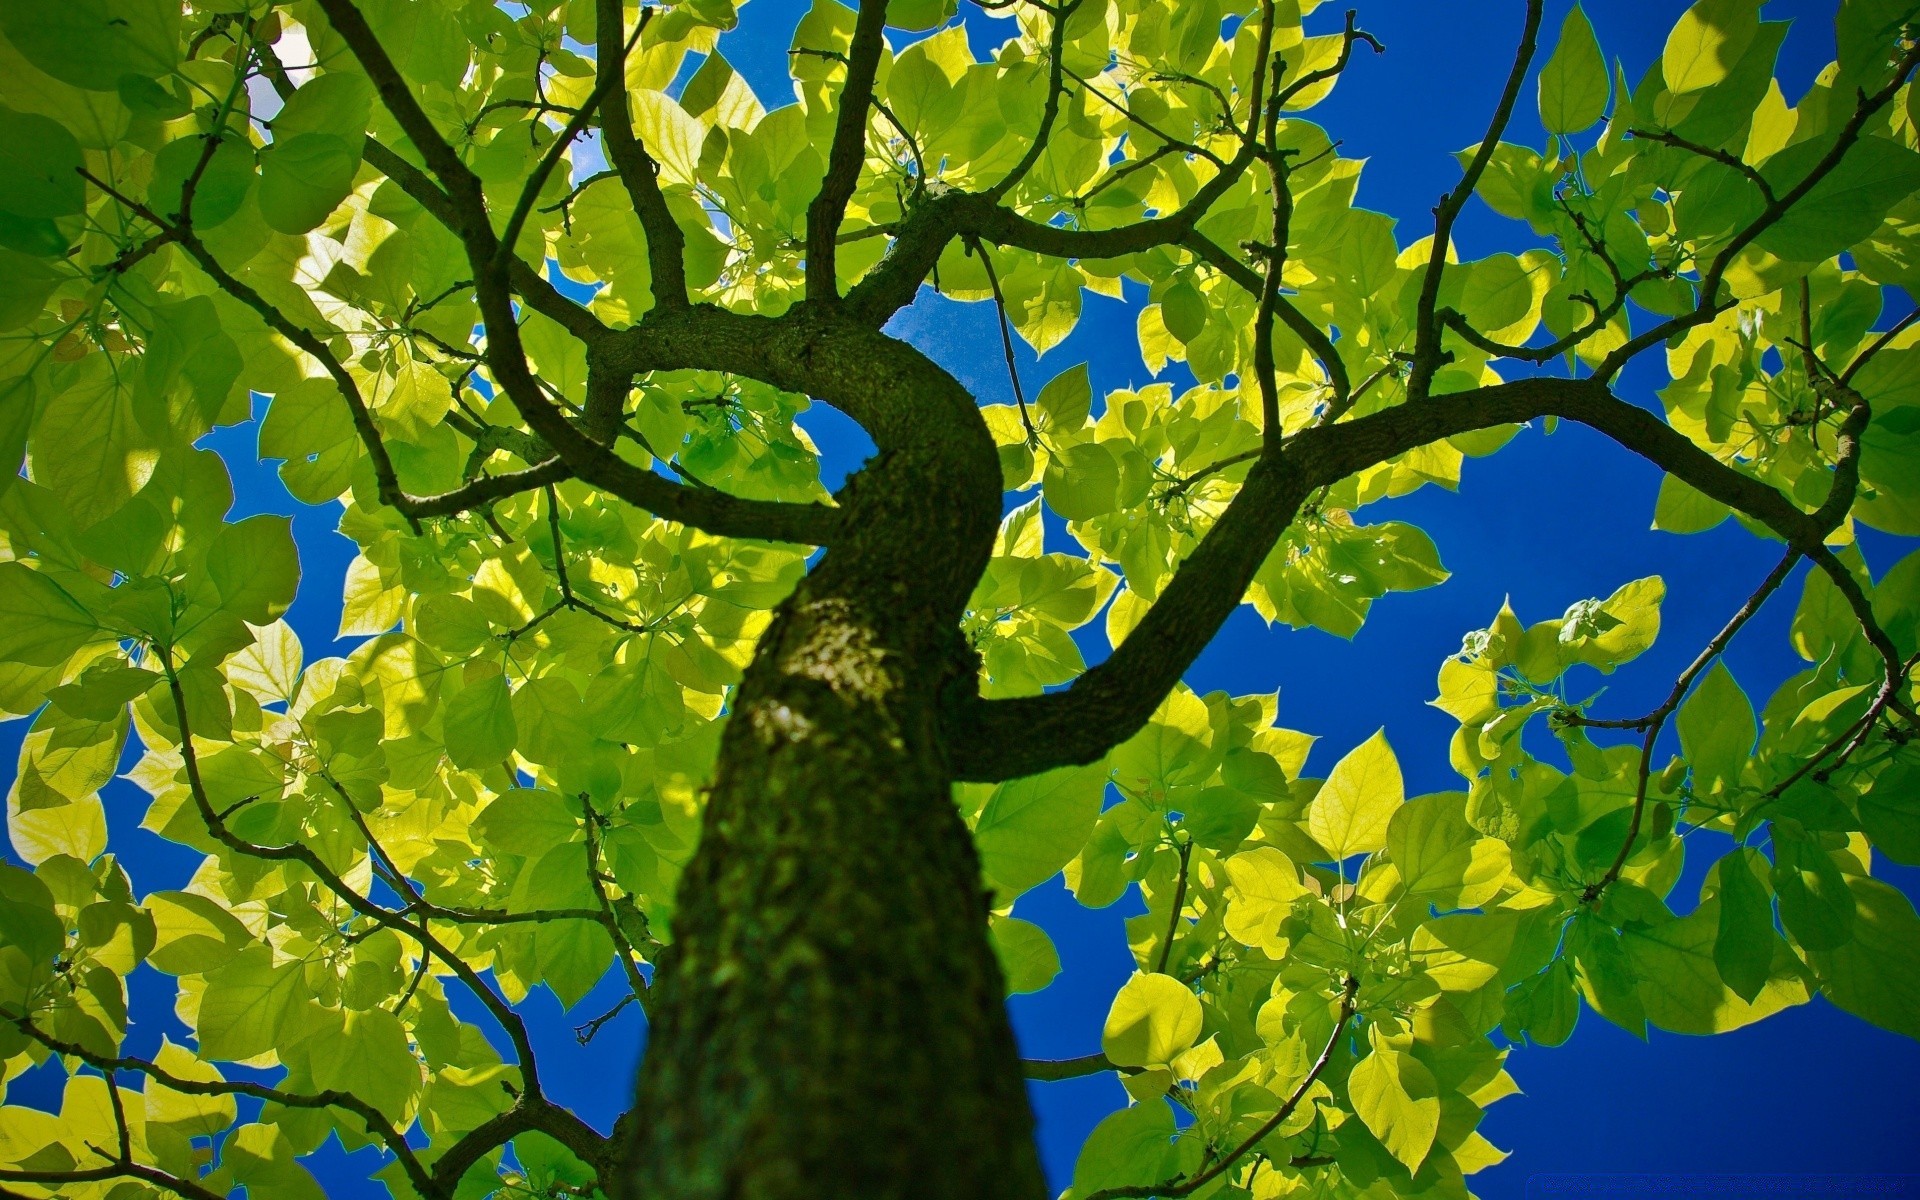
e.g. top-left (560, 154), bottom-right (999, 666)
top-left (1081, 976), bottom-right (1358, 1200)
top-left (593, 0), bottom-right (688, 306)
top-left (805, 0), bottom-right (891, 301)
top-left (1594, 44), bottom-right (1920, 383)
top-left (949, 376), bottom-right (1848, 780)
top-left (1407, 0), bottom-right (1544, 402)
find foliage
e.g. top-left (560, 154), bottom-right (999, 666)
top-left (0, 0), bottom-right (1917, 1197)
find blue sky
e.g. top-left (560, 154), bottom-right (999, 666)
top-left (5, 1), bottom-right (1919, 1195)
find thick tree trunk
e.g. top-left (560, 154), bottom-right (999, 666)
top-left (614, 316), bottom-right (1047, 1200)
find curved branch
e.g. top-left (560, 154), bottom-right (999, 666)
top-left (805, 0), bottom-right (891, 301)
top-left (1595, 44), bottom-right (1920, 383)
top-left (1023, 1053), bottom-right (1125, 1082)
top-left (0, 1009), bottom-right (441, 1200)
top-left (949, 377), bottom-right (1846, 780)
top-left (429, 1098), bottom-right (613, 1194)
top-left (984, 0), bottom-right (1085, 201)
top-left (1406, 0), bottom-right (1544, 401)
top-left (594, 0), bottom-right (688, 306)
top-left (1082, 976), bottom-right (1358, 1200)
top-left (158, 653), bottom-right (549, 1102)
top-left (311, 0), bottom-right (487, 228)
top-left (1184, 233), bottom-right (1350, 414)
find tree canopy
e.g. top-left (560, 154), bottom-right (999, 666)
top-left (1, 0), bottom-right (1918, 1197)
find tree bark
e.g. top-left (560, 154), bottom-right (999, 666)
top-left (614, 314), bottom-right (1047, 1200)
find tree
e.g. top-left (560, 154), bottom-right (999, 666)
top-left (1, 0), bottom-right (1918, 1195)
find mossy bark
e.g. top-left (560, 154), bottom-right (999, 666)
top-left (614, 315), bottom-right (1047, 1200)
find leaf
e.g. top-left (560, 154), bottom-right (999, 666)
top-left (1308, 728), bottom-right (1402, 860)
top-left (1069, 1099), bottom-right (1175, 1199)
top-left (1653, 474), bottom-right (1730, 533)
top-left (258, 133), bottom-right (359, 234)
top-left (0, 564), bottom-right (99, 666)
top-left (972, 763), bottom-right (1107, 897)
top-left (1222, 847), bottom-right (1304, 955)
top-left (1772, 831), bottom-right (1856, 951)
top-left (990, 916), bottom-right (1060, 995)
top-left (442, 669), bottom-right (518, 770)
top-left (260, 376), bottom-right (359, 504)
top-left (146, 891), bottom-right (253, 976)
top-left (310, 1007), bottom-right (419, 1120)
top-left (270, 73), bottom-right (374, 143)
top-left (1662, 0), bottom-right (1759, 95)
top-left (1806, 874), bottom-right (1920, 1040)
top-left (144, 1040), bottom-right (237, 1136)
top-left (147, 135), bottom-right (255, 228)
top-left (0, 104), bottom-right (84, 218)
top-left (1675, 661), bottom-right (1754, 790)
top-left (1102, 972), bottom-right (1202, 1068)
top-left (1713, 847), bottom-right (1774, 1003)
top-left (1538, 5), bottom-right (1609, 134)
top-left (1035, 362), bottom-right (1092, 433)
top-left (0, 0), bottom-right (180, 90)
top-left (209, 516), bottom-right (299, 625)
top-left (1387, 791), bottom-right (1509, 908)
top-left (1159, 280), bottom-right (1206, 343)
top-left (1348, 1041), bottom-right (1439, 1173)
top-left (1043, 440), bottom-right (1120, 522)
top-left (1756, 135), bottom-right (1920, 263)
top-left (1627, 898), bottom-right (1809, 1033)
top-left (0, 247), bottom-right (60, 331)
top-left (197, 944), bottom-right (307, 1062)
top-left (475, 789), bottom-right (579, 855)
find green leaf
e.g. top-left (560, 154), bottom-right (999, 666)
top-left (310, 1007), bottom-right (418, 1120)
top-left (1069, 1099), bottom-right (1174, 1199)
top-left (1538, 5), bottom-right (1609, 134)
top-left (990, 916), bottom-right (1060, 995)
top-left (259, 376), bottom-right (359, 504)
top-left (1348, 1040), bottom-right (1439, 1173)
top-left (1222, 846), bottom-right (1305, 956)
top-left (197, 944), bottom-right (307, 1062)
top-left (1308, 728), bottom-right (1402, 860)
top-left (270, 74), bottom-right (374, 144)
top-left (972, 763), bottom-right (1107, 898)
top-left (1662, 0), bottom-right (1760, 95)
top-left (1102, 971), bottom-right (1202, 1068)
top-left (0, 0), bottom-right (180, 90)
top-left (0, 564), bottom-right (99, 666)
top-left (1772, 831), bottom-right (1856, 951)
top-left (1676, 661), bottom-right (1754, 790)
top-left (1756, 135), bottom-right (1920, 263)
top-left (1502, 959), bottom-right (1580, 1047)
top-left (146, 890), bottom-right (253, 977)
top-left (1806, 874), bottom-right (1920, 1040)
top-left (1035, 362), bottom-right (1092, 433)
top-left (0, 248), bottom-right (60, 331)
top-left (258, 133), bottom-right (359, 235)
top-left (147, 136), bottom-right (255, 228)
top-left (475, 789), bottom-right (579, 854)
top-left (885, 0), bottom-right (958, 31)
top-left (1653, 474), bottom-right (1730, 533)
top-left (1043, 440), bottom-right (1120, 522)
top-left (1625, 899), bottom-right (1807, 1033)
top-left (1159, 280), bottom-right (1206, 344)
top-left (209, 516), bottom-right (299, 625)
top-left (1713, 847), bottom-right (1774, 1003)
top-left (1858, 760), bottom-right (1920, 865)
top-left (1387, 791), bottom-right (1509, 908)
top-left (442, 669), bottom-right (518, 770)
top-left (0, 104), bottom-right (84, 218)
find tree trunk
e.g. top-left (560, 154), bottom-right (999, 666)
top-left (614, 316), bottom-right (1047, 1200)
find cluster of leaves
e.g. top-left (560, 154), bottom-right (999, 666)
top-left (0, 0), bottom-right (1916, 1196)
